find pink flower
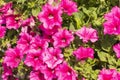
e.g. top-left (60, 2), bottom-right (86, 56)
top-left (55, 62), bottom-right (78, 80)
top-left (73, 46), bottom-right (94, 60)
top-left (30, 35), bottom-right (48, 52)
top-left (0, 2), bottom-right (13, 15)
top-left (39, 24), bottom-right (61, 35)
top-left (60, 0), bottom-right (78, 15)
top-left (38, 4), bottom-right (62, 29)
top-left (2, 63), bottom-right (12, 80)
top-left (113, 43), bottom-right (120, 58)
top-left (22, 16), bottom-right (35, 27)
top-left (76, 26), bottom-right (98, 43)
top-left (82, 78), bottom-right (86, 80)
top-left (52, 29), bottom-right (74, 48)
top-left (98, 68), bottom-right (118, 80)
top-left (40, 65), bottom-right (56, 80)
top-left (5, 15), bottom-right (21, 29)
top-left (29, 70), bottom-right (45, 80)
top-left (4, 47), bottom-right (22, 68)
top-left (43, 47), bottom-right (63, 69)
top-left (0, 26), bottom-right (6, 38)
top-left (24, 49), bottom-right (44, 70)
top-left (17, 32), bottom-right (33, 54)
top-left (103, 6), bottom-right (120, 35)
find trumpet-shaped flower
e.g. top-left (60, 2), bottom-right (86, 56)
top-left (4, 47), bottom-right (22, 68)
top-left (73, 46), bottom-right (94, 60)
top-left (17, 32), bottom-right (33, 54)
top-left (24, 49), bottom-right (44, 70)
top-left (43, 47), bottom-right (63, 69)
top-left (76, 26), bottom-right (98, 43)
top-left (98, 68), bottom-right (119, 80)
top-left (0, 2), bottom-right (13, 14)
top-left (38, 4), bottom-right (62, 29)
top-left (29, 70), bottom-right (45, 80)
top-left (55, 62), bottom-right (78, 80)
top-left (113, 43), bottom-right (120, 58)
top-left (30, 35), bottom-right (48, 53)
top-left (52, 29), bottom-right (74, 48)
top-left (103, 6), bottom-right (120, 35)
top-left (22, 16), bottom-right (35, 27)
top-left (5, 15), bottom-right (21, 29)
top-left (60, 0), bottom-right (78, 15)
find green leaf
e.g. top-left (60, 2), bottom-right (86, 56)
top-left (101, 35), bottom-right (116, 52)
top-left (17, 0), bottom-right (25, 4)
top-left (69, 22), bottom-right (75, 31)
top-left (97, 51), bottom-right (108, 62)
top-left (74, 12), bottom-right (84, 29)
top-left (32, 7), bottom-right (40, 16)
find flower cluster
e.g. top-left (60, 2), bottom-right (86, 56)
top-left (2, 0), bottom-right (120, 80)
top-left (0, 2), bottom-right (21, 38)
top-left (2, 0), bottom-right (79, 80)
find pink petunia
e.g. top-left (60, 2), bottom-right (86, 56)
top-left (73, 46), bottom-right (94, 60)
top-left (103, 6), bottom-right (120, 35)
top-left (2, 63), bottom-right (12, 80)
top-left (76, 26), bottom-right (98, 43)
top-left (29, 70), bottom-right (45, 80)
top-left (5, 15), bottom-right (21, 29)
top-left (24, 49), bottom-right (44, 70)
top-left (30, 35), bottom-right (48, 51)
top-left (60, 0), bottom-right (78, 16)
top-left (17, 32), bottom-right (33, 54)
top-left (22, 16), bottom-right (35, 27)
top-left (55, 61), bottom-right (78, 80)
top-left (0, 26), bottom-right (6, 38)
top-left (98, 68), bottom-right (119, 80)
top-left (40, 65), bottom-right (56, 80)
top-left (113, 43), bottom-right (120, 58)
top-left (43, 47), bottom-right (63, 69)
top-left (3, 47), bottom-right (23, 68)
top-left (38, 4), bottom-right (62, 29)
top-left (52, 29), bottom-right (74, 48)
top-left (39, 24), bottom-right (61, 35)
top-left (0, 2), bottom-right (13, 15)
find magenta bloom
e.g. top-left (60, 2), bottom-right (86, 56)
top-left (40, 65), bottom-right (56, 80)
top-left (5, 15), bottom-right (21, 29)
top-left (0, 2), bottom-right (13, 15)
top-left (98, 68), bottom-right (119, 80)
top-left (30, 35), bottom-right (48, 53)
top-left (29, 70), bottom-right (45, 80)
top-left (55, 62), bottom-right (78, 80)
top-left (0, 26), bottom-right (6, 38)
top-left (60, 0), bottom-right (78, 15)
top-left (2, 63), bottom-right (12, 80)
top-left (38, 4), bottom-right (62, 29)
top-left (76, 26), bottom-right (98, 43)
top-left (22, 16), bottom-right (35, 27)
top-left (43, 47), bottom-right (63, 69)
top-left (73, 46), bottom-right (94, 60)
top-left (113, 43), bottom-right (120, 58)
top-left (52, 29), bottom-right (74, 48)
top-left (24, 49), bottom-right (44, 70)
top-left (39, 24), bottom-right (61, 35)
top-left (17, 32), bottom-right (33, 53)
top-left (4, 47), bottom-right (22, 68)
top-left (103, 6), bottom-right (120, 35)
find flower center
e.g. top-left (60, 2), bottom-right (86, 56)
top-left (48, 14), bottom-right (54, 19)
top-left (62, 38), bottom-right (66, 42)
